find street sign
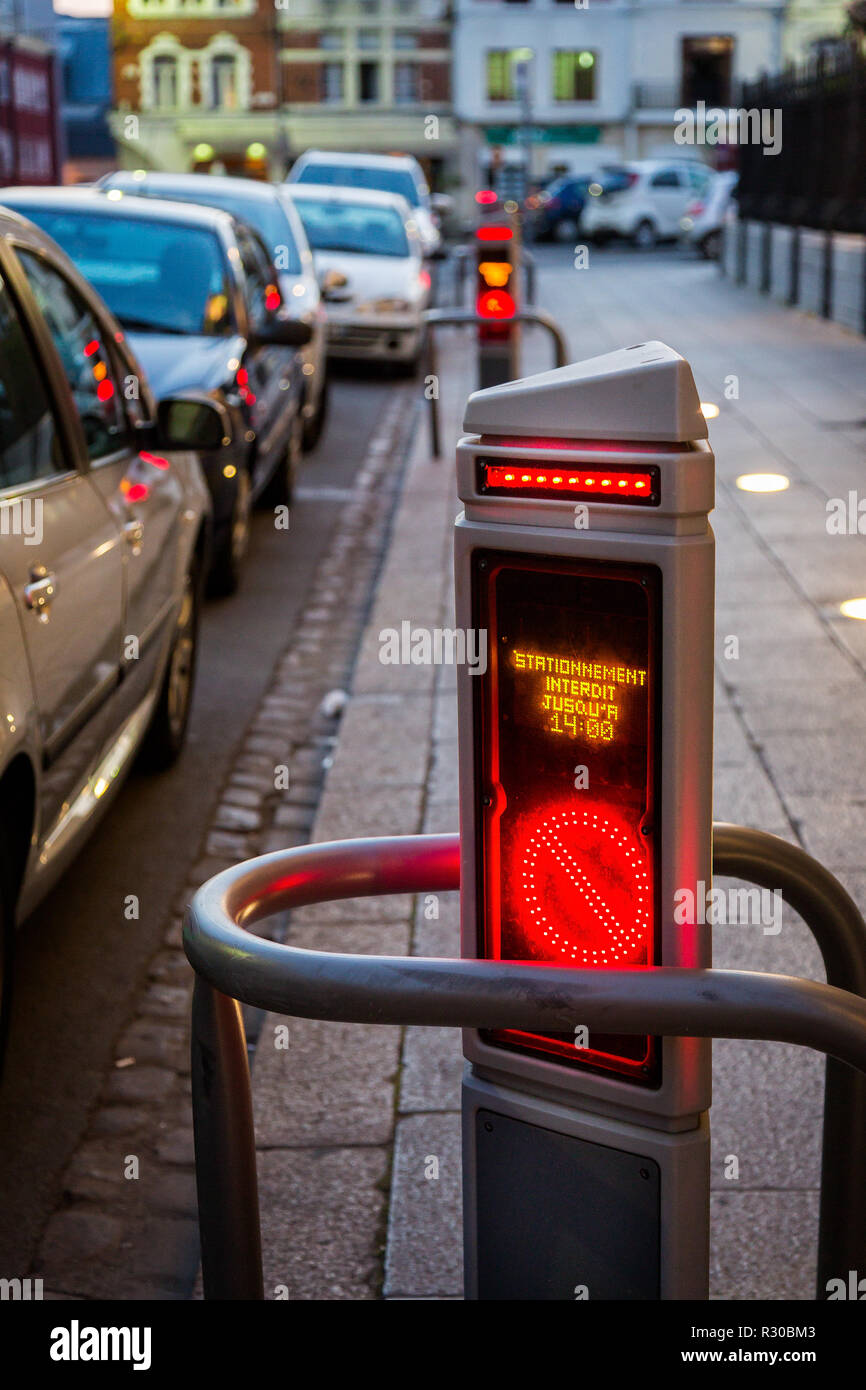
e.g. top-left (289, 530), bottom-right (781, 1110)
top-left (454, 342), bottom-right (715, 1298)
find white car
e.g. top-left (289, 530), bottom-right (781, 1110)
top-left (680, 170), bottom-right (738, 260)
top-left (581, 160), bottom-right (716, 249)
top-left (287, 150), bottom-right (442, 259)
top-left (289, 184), bottom-right (431, 372)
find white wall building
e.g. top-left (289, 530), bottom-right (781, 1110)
top-left (453, 0), bottom-right (849, 200)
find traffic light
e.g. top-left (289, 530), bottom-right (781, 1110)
top-left (455, 343), bottom-right (715, 1298)
top-left (474, 220), bottom-right (520, 387)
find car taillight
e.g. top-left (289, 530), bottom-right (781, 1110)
top-left (686, 200), bottom-right (705, 217)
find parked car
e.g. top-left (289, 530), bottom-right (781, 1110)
top-left (289, 183), bottom-right (431, 373)
top-left (287, 149), bottom-right (443, 259)
top-left (528, 168), bottom-right (632, 242)
top-left (581, 160), bottom-right (716, 248)
top-left (0, 187), bottom-right (312, 594)
top-left (97, 170), bottom-right (329, 451)
top-left (0, 205), bottom-right (223, 1061)
top-left (680, 170), bottom-right (739, 260)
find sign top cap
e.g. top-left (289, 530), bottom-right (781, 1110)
top-left (463, 341), bottom-right (708, 444)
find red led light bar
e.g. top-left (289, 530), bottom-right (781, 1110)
top-left (475, 190), bottom-right (498, 205)
top-left (479, 460), bottom-right (659, 504)
top-left (476, 225), bottom-right (513, 241)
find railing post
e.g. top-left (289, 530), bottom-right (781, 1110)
top-left (191, 977), bottom-right (263, 1300)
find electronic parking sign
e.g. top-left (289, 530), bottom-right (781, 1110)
top-left (454, 343), bottom-right (716, 1299)
top-left (475, 552), bottom-right (660, 1080)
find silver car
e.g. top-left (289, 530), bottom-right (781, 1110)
top-left (0, 207), bottom-right (222, 1059)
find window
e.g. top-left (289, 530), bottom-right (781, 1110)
top-left (16, 208), bottom-right (234, 339)
top-left (681, 35), bottom-right (733, 108)
top-left (237, 230), bottom-right (276, 333)
top-left (294, 161), bottom-right (420, 207)
top-left (320, 30), bottom-right (344, 50)
top-left (322, 62), bottom-right (343, 103)
top-left (394, 61), bottom-right (418, 105)
top-left (393, 30), bottom-right (417, 50)
top-left (211, 53), bottom-right (237, 109)
top-left (358, 61), bottom-right (379, 102)
top-left (152, 54), bottom-right (178, 109)
top-left (294, 198), bottom-right (409, 258)
top-left (487, 51), bottom-right (516, 102)
top-left (357, 28), bottom-right (379, 50)
top-left (649, 168), bottom-right (682, 189)
top-left (17, 252), bottom-right (126, 464)
top-left (553, 50), bottom-right (597, 102)
top-left (0, 278), bottom-right (60, 487)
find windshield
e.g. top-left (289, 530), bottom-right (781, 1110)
top-left (294, 163), bottom-right (420, 208)
top-left (128, 182), bottom-right (302, 275)
top-left (294, 198), bottom-right (410, 258)
top-left (10, 207), bottom-right (234, 336)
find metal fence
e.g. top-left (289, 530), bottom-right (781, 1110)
top-left (738, 46), bottom-right (866, 233)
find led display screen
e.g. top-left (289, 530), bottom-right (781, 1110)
top-left (473, 551), bottom-right (661, 1083)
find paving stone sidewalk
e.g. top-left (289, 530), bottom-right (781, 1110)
top-left (254, 253), bottom-right (866, 1302)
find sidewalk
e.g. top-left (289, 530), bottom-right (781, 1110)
top-left (251, 252), bottom-right (866, 1301)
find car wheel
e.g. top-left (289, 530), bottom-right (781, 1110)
top-left (700, 230), bottom-right (722, 261)
top-left (301, 371), bottom-right (329, 452)
top-left (633, 220), bottom-right (658, 250)
top-left (553, 217), bottom-right (580, 243)
top-left (0, 838), bottom-right (15, 1081)
top-left (138, 561), bottom-right (200, 771)
top-left (259, 410), bottom-right (303, 510)
top-left (208, 466), bottom-right (251, 597)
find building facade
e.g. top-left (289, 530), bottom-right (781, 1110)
top-left (109, 0), bottom-right (455, 185)
top-left (278, 0), bottom-right (455, 188)
top-left (453, 0), bottom-right (850, 203)
top-left (111, 0), bottom-right (282, 174)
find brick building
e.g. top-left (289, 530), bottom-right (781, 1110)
top-left (111, 0), bottom-right (283, 174)
top-left (278, 0), bottom-right (456, 189)
top-left (109, 0), bottom-right (457, 187)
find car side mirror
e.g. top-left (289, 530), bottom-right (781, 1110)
top-left (252, 318), bottom-right (313, 348)
top-left (319, 268), bottom-right (349, 301)
top-left (156, 394), bottom-right (232, 452)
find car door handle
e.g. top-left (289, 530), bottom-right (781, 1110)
top-left (123, 519), bottom-right (144, 555)
top-left (24, 567), bottom-right (58, 622)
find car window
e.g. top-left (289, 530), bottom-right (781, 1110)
top-left (649, 169), bottom-right (682, 189)
top-left (17, 249), bottom-right (128, 463)
top-left (130, 182), bottom-right (303, 276)
top-left (8, 206), bottom-right (234, 338)
top-left (688, 166), bottom-right (712, 192)
top-left (294, 198), bottom-right (410, 258)
top-left (0, 276), bottom-right (62, 487)
top-left (237, 229), bottom-right (280, 332)
top-left (293, 162), bottom-right (421, 207)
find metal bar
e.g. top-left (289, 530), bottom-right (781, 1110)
top-left (714, 822), bottom-right (866, 1294)
top-left (424, 317), bottom-right (440, 459)
top-left (423, 308), bottom-right (569, 369)
top-left (520, 247), bottom-right (537, 305)
top-left (185, 829), bottom-right (866, 1300)
top-left (190, 977), bottom-right (263, 1300)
